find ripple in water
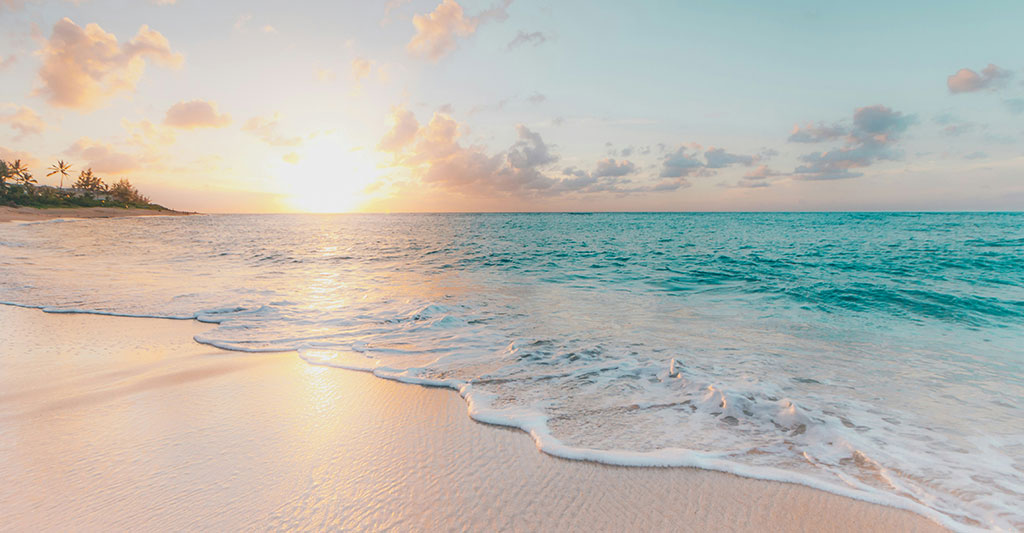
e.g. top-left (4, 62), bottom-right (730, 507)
top-left (1, 212), bottom-right (1021, 531)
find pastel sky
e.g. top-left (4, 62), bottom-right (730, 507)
top-left (1, 0), bottom-right (1022, 212)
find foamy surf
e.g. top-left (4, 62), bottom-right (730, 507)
top-left (1, 212), bottom-right (1021, 530)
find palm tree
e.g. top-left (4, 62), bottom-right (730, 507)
top-left (0, 160), bottom-right (10, 191)
top-left (47, 160), bottom-right (72, 189)
top-left (9, 160), bottom-right (36, 189)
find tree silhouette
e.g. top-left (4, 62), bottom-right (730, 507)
top-left (109, 179), bottom-right (148, 204)
top-left (47, 160), bottom-right (72, 189)
top-left (74, 168), bottom-right (106, 191)
top-left (0, 160), bottom-right (10, 191)
top-left (8, 160), bottom-right (35, 188)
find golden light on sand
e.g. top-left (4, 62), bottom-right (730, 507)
top-left (281, 135), bottom-right (383, 213)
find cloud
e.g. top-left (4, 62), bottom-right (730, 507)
top-left (592, 158), bottom-right (636, 177)
top-left (0, 104), bottom-right (46, 138)
top-left (407, 0), bottom-right (511, 61)
top-left (947, 64), bottom-right (1012, 93)
top-left (792, 105), bottom-right (914, 180)
top-left (744, 165), bottom-right (778, 180)
top-left (377, 107), bottom-right (420, 152)
top-left (163, 100), bottom-right (232, 129)
top-left (65, 138), bottom-right (143, 174)
top-left (0, 146), bottom-right (38, 167)
top-left (788, 122), bottom-right (847, 143)
top-left (964, 151), bottom-right (988, 160)
top-left (659, 144), bottom-right (759, 178)
top-left (0, 0), bottom-right (26, 10)
top-left (704, 147), bottom-right (757, 168)
top-left (469, 97), bottom-right (509, 115)
top-left (507, 124), bottom-right (557, 169)
top-left (507, 30), bottom-right (546, 50)
top-left (731, 165), bottom-right (784, 188)
top-left (35, 18), bottom-right (183, 111)
top-left (243, 114), bottom-right (304, 147)
top-left (853, 105), bottom-right (914, 138)
top-left (282, 152), bottom-right (300, 164)
top-left (123, 119), bottom-right (176, 148)
top-left (0, 55), bottom-right (14, 69)
top-left (261, 25), bottom-right (278, 34)
top-left (378, 108), bottom-right (674, 199)
top-left (351, 58), bottom-right (373, 82)
top-left (526, 92), bottom-right (546, 105)
top-left (659, 146), bottom-right (705, 177)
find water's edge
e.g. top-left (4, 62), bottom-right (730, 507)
top-left (3, 302), bottom-right (959, 532)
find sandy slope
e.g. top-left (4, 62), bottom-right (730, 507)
top-left (0, 305), bottom-right (945, 532)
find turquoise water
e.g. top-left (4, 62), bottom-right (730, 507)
top-left (1, 212), bottom-right (1021, 530)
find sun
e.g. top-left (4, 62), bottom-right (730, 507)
top-left (279, 134), bottom-right (383, 213)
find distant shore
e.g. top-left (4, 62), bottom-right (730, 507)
top-left (0, 205), bottom-right (193, 223)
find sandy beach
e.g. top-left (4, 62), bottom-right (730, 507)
top-left (0, 305), bottom-right (944, 532)
top-left (0, 206), bottom-right (190, 223)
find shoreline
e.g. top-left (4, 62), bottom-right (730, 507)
top-left (0, 304), bottom-right (946, 531)
top-left (0, 205), bottom-right (194, 223)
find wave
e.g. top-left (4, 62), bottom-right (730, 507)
top-left (1, 212), bottom-right (1022, 531)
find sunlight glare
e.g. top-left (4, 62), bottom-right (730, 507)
top-left (281, 134), bottom-right (382, 213)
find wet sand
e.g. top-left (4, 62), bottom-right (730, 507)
top-left (0, 305), bottom-right (945, 531)
top-left (0, 206), bottom-right (190, 223)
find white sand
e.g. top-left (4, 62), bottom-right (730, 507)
top-left (0, 305), bottom-right (945, 531)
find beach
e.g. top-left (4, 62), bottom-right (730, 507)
top-left (0, 206), bottom-right (189, 223)
top-left (0, 304), bottom-right (944, 531)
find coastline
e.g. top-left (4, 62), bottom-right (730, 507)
top-left (0, 305), bottom-right (945, 531)
top-left (0, 205), bottom-right (193, 223)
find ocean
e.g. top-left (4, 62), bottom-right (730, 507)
top-left (1, 212), bottom-right (1021, 530)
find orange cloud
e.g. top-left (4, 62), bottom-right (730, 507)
top-left (376, 108), bottom-right (662, 203)
top-left (65, 138), bottom-right (144, 174)
top-left (947, 64), bottom-right (1011, 94)
top-left (376, 106), bottom-right (419, 152)
top-left (163, 100), bottom-right (232, 129)
top-left (407, 0), bottom-right (510, 61)
top-left (0, 104), bottom-right (46, 138)
top-left (35, 18), bottom-right (183, 111)
top-left (0, 146), bottom-right (38, 167)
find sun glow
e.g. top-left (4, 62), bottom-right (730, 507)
top-left (280, 135), bottom-right (383, 213)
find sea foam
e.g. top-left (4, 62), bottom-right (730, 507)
top-left (1, 212), bottom-right (1021, 531)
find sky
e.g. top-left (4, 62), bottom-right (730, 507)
top-left (0, 0), bottom-right (1022, 213)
